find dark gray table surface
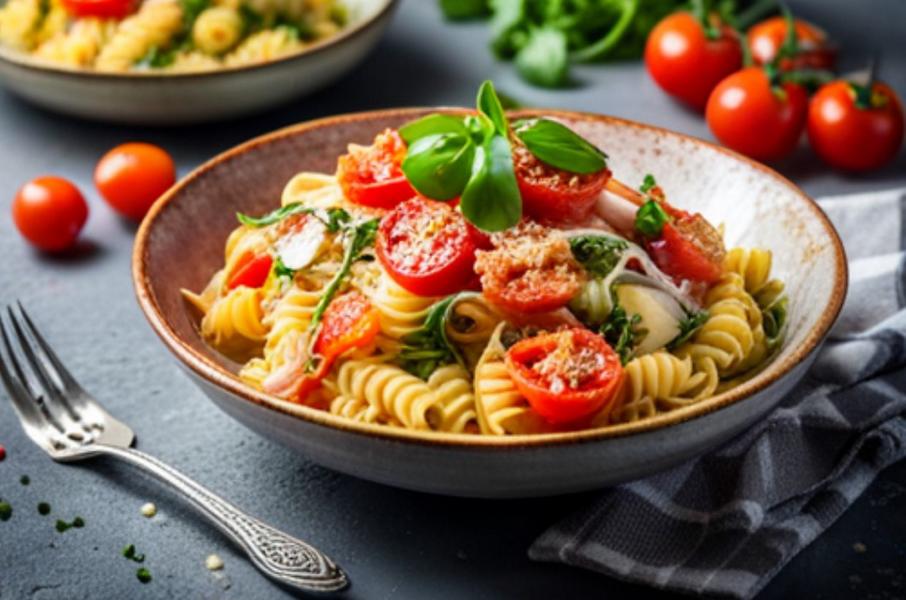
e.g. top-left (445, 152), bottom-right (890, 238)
top-left (1, 1), bottom-right (904, 598)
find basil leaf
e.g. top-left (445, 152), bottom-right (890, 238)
top-left (600, 304), bottom-right (643, 365)
top-left (569, 235), bottom-right (627, 278)
top-left (460, 134), bottom-right (521, 232)
top-left (440, 0), bottom-right (488, 20)
top-left (399, 114), bottom-right (469, 144)
top-left (237, 203), bottom-right (312, 227)
top-left (515, 26), bottom-right (569, 88)
top-left (639, 173), bottom-right (656, 193)
top-left (476, 80), bottom-right (508, 137)
top-left (514, 118), bottom-right (607, 174)
top-left (634, 199), bottom-right (669, 237)
top-left (489, 0), bottom-right (526, 57)
top-left (668, 309), bottom-right (709, 349)
top-left (402, 133), bottom-right (475, 201)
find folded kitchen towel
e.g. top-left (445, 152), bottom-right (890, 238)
top-left (529, 188), bottom-right (906, 599)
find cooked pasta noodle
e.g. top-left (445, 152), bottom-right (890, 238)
top-left (186, 119), bottom-right (789, 438)
top-left (192, 6), bottom-right (242, 55)
top-left (95, 0), bottom-right (183, 72)
top-left (224, 26), bottom-right (301, 67)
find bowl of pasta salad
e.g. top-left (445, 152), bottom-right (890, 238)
top-left (0, 0), bottom-right (396, 123)
top-left (134, 83), bottom-right (847, 497)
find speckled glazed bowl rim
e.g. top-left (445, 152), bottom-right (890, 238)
top-left (0, 0), bottom-right (396, 80)
top-left (133, 108), bottom-right (848, 449)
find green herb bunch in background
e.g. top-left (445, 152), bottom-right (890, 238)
top-left (439, 0), bottom-right (686, 87)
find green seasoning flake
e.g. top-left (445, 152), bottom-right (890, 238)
top-left (136, 567), bottom-right (152, 584)
top-left (20, 475), bottom-right (30, 485)
top-left (634, 200), bottom-right (670, 237)
top-left (0, 501), bottom-right (12, 521)
top-left (123, 544), bottom-right (146, 563)
top-left (37, 502), bottom-right (51, 516)
top-left (73, 517), bottom-right (84, 528)
top-left (55, 516), bottom-right (85, 532)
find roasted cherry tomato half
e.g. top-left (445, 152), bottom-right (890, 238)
top-left (12, 176), bottom-right (88, 253)
top-left (646, 215), bottom-right (724, 284)
top-left (315, 291), bottom-right (381, 362)
top-left (807, 80), bottom-right (904, 172)
top-left (748, 16), bottom-right (836, 72)
top-left (95, 142), bottom-right (176, 221)
top-left (644, 11), bottom-right (743, 111)
top-left (376, 198), bottom-right (487, 297)
top-left (62, 0), bottom-right (134, 18)
top-left (513, 145), bottom-right (611, 223)
top-left (226, 253), bottom-right (273, 290)
top-left (337, 129), bottom-right (415, 210)
top-left (706, 67), bottom-right (808, 161)
top-left (505, 328), bottom-right (624, 425)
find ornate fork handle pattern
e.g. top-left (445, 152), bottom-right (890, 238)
top-left (96, 444), bottom-right (348, 593)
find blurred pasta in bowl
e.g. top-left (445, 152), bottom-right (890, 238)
top-left (0, 0), bottom-right (396, 123)
top-left (134, 107), bottom-right (847, 497)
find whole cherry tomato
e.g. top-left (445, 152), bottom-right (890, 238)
top-left (505, 328), bottom-right (624, 424)
top-left (706, 67), bottom-right (808, 161)
top-left (807, 80), bottom-right (904, 172)
top-left (748, 16), bottom-right (836, 72)
top-left (95, 142), bottom-right (176, 220)
top-left (376, 198), bottom-right (487, 297)
top-left (337, 129), bottom-right (415, 210)
top-left (12, 176), bottom-right (88, 252)
top-left (61, 0), bottom-right (134, 18)
top-left (512, 145), bottom-right (611, 223)
top-left (645, 11), bottom-right (742, 111)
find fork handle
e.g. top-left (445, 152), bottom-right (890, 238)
top-left (95, 444), bottom-right (348, 593)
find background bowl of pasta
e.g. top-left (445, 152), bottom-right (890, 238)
top-left (133, 108), bottom-right (847, 498)
top-left (0, 0), bottom-right (396, 124)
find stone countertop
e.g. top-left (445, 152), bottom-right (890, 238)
top-left (1, 0), bottom-right (904, 598)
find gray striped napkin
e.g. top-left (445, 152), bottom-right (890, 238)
top-left (529, 188), bottom-right (906, 599)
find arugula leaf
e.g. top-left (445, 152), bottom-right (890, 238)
top-left (440, 0), bottom-right (489, 20)
top-left (402, 133), bottom-right (475, 201)
top-left (308, 219), bottom-right (379, 331)
top-left (476, 80), bottom-right (509, 136)
top-left (569, 235), bottom-right (628, 278)
top-left (668, 309), bottom-right (709, 349)
top-left (634, 199), bottom-right (669, 237)
top-left (763, 296), bottom-right (788, 346)
top-left (515, 26), bottom-right (569, 88)
top-left (324, 207), bottom-right (351, 232)
top-left (274, 256), bottom-right (295, 279)
top-left (601, 304), bottom-right (642, 365)
top-left (237, 203), bottom-right (312, 227)
top-left (136, 46), bottom-right (178, 69)
top-left (399, 114), bottom-right (470, 144)
top-left (397, 295), bottom-right (464, 380)
top-left (639, 173), bottom-right (657, 193)
top-left (460, 134), bottom-right (522, 232)
top-left (514, 118), bottom-right (608, 174)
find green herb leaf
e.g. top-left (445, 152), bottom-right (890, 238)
top-left (514, 118), bottom-right (607, 173)
top-left (569, 235), bottom-right (628, 278)
top-left (308, 219), bottom-right (379, 331)
top-left (440, 0), bottom-right (489, 19)
top-left (515, 26), bottom-right (569, 88)
top-left (635, 199), bottom-right (669, 237)
top-left (489, 0), bottom-right (526, 57)
top-left (19, 475), bottom-right (29, 485)
top-left (0, 501), bottom-right (11, 521)
top-left (399, 114), bottom-right (470, 144)
top-left (668, 310), bottom-right (709, 349)
top-left (123, 543), bottom-right (146, 563)
top-left (274, 256), bottom-right (295, 279)
top-left (398, 294), bottom-right (466, 379)
top-left (763, 296), bottom-right (788, 345)
top-left (324, 207), bottom-right (351, 233)
top-left (37, 502), bottom-right (50, 515)
top-left (639, 173), bottom-right (657, 193)
top-left (460, 135), bottom-right (521, 232)
top-left (601, 305), bottom-right (642, 365)
top-left (401, 133), bottom-right (475, 201)
top-left (476, 80), bottom-right (509, 136)
top-left (237, 203), bottom-right (313, 227)
top-left (136, 567), bottom-right (152, 584)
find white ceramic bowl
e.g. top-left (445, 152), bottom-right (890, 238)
top-left (0, 0), bottom-right (396, 124)
top-left (133, 109), bottom-right (847, 497)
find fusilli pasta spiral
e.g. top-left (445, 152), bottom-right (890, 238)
top-left (336, 360), bottom-right (443, 430)
top-left (95, 0), bottom-right (183, 72)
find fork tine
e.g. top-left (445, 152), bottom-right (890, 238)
top-left (7, 305), bottom-right (82, 423)
top-left (15, 300), bottom-right (85, 395)
top-left (0, 316), bottom-right (59, 436)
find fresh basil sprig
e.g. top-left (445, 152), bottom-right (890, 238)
top-left (308, 218), bottom-right (379, 332)
top-left (513, 118), bottom-right (608, 173)
top-left (399, 80), bottom-right (608, 232)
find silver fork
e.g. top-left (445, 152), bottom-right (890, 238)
top-left (0, 302), bottom-right (348, 594)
